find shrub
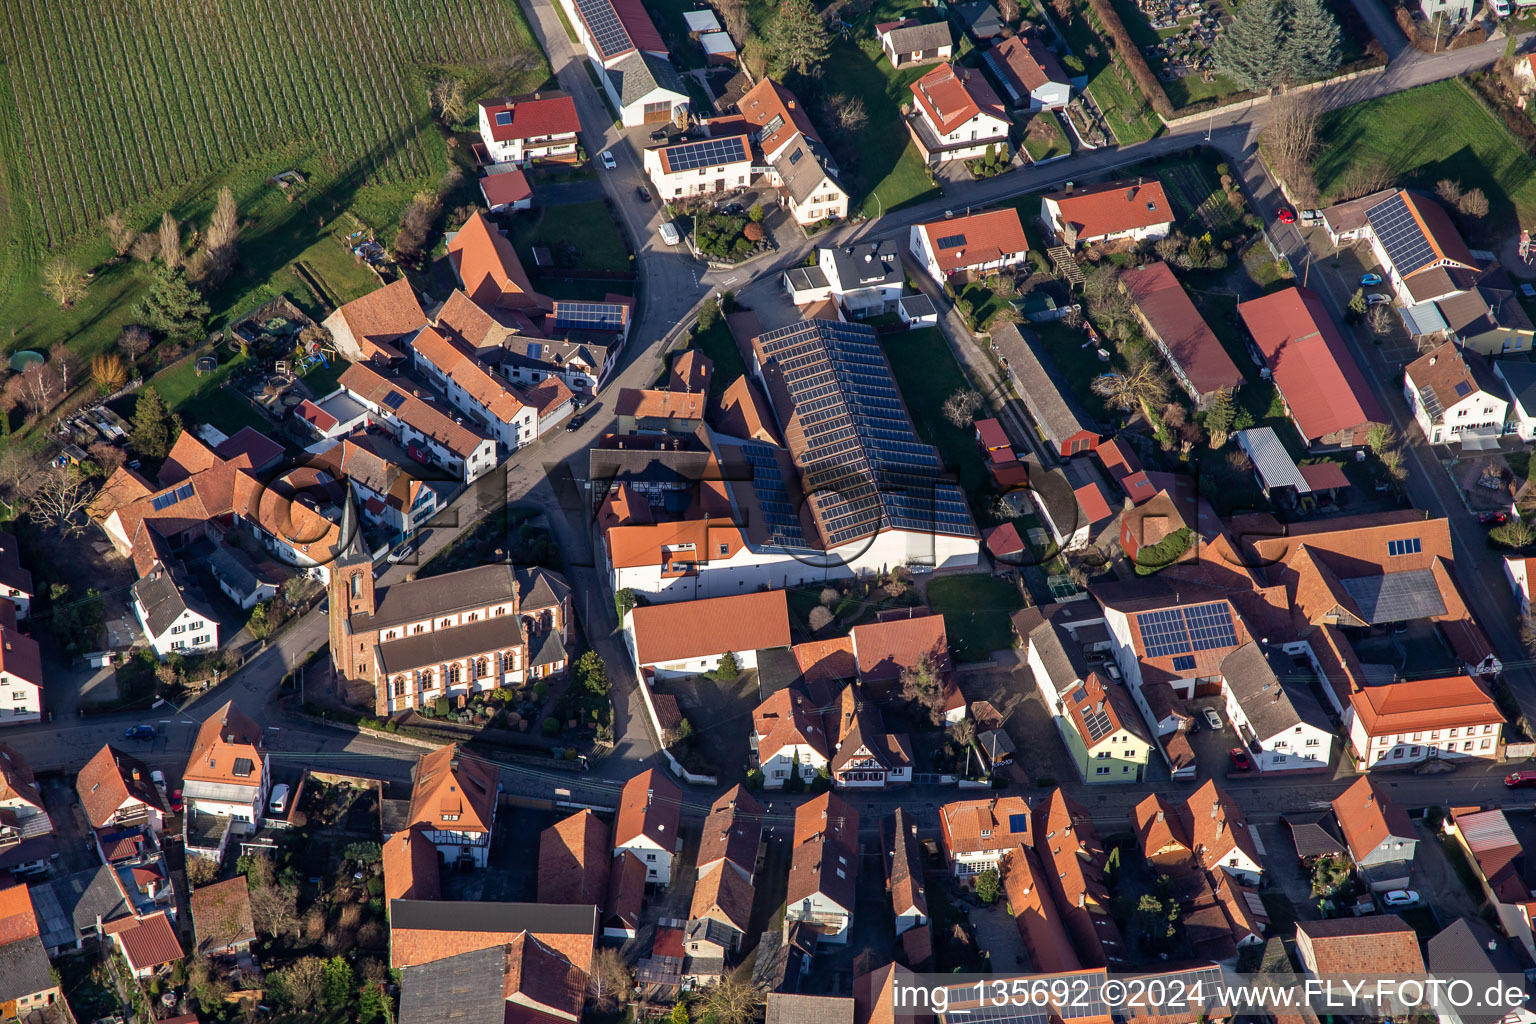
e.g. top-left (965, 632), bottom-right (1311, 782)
top-left (542, 717), bottom-right (561, 737)
top-left (434, 696), bottom-right (450, 717)
top-left (975, 868), bottom-right (1002, 904)
top-left (1133, 527), bottom-right (1195, 574)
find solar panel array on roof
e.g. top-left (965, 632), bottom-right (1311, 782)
top-left (1082, 700), bottom-right (1114, 740)
top-left (150, 482), bottom-right (196, 512)
top-left (738, 442), bottom-right (808, 546)
top-left (1008, 812), bottom-right (1029, 834)
top-left (1367, 193), bottom-right (1437, 277)
top-left (936, 233), bottom-right (966, 250)
top-left (554, 301), bottom-right (627, 331)
top-left (1417, 385), bottom-right (1444, 422)
top-left (755, 318), bottom-right (973, 548)
top-left (1340, 569), bottom-right (1447, 624)
top-left (495, 110), bottom-right (513, 126)
top-left (1071, 686), bottom-right (1089, 704)
top-left (1137, 602), bottom-right (1238, 658)
top-left (1453, 379), bottom-right (1472, 397)
top-left (383, 390), bottom-right (407, 410)
top-left (574, 0), bottom-right (635, 57)
top-left (664, 135), bottom-right (748, 172)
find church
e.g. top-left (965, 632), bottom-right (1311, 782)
top-left (329, 553), bottom-right (573, 716)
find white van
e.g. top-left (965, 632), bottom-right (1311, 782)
top-left (659, 221), bottom-right (680, 246)
top-left (269, 783), bottom-right (290, 815)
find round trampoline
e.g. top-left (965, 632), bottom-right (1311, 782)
top-left (8, 350), bottom-right (43, 373)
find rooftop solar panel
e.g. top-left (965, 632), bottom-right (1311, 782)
top-left (936, 233), bottom-right (966, 249)
top-left (1339, 569), bottom-right (1447, 624)
top-left (383, 390), bottom-right (407, 410)
top-left (495, 110), bottom-right (512, 126)
top-left (1366, 193), bottom-right (1437, 277)
top-left (1137, 601), bottom-right (1238, 658)
top-left (664, 135), bottom-right (748, 172)
top-left (554, 301), bottom-right (628, 331)
top-left (574, 0), bottom-right (635, 57)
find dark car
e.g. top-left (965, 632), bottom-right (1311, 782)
top-left (636, 185), bottom-right (652, 202)
top-left (1506, 771), bottom-right (1536, 788)
top-left (565, 414), bottom-right (586, 432)
top-left (721, 202), bottom-right (746, 216)
top-left (649, 128), bottom-right (670, 142)
top-left (1481, 510), bottom-right (1510, 525)
top-left (124, 725), bottom-right (155, 741)
top-left (1229, 747), bottom-right (1254, 772)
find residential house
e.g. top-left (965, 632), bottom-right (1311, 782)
top-left (77, 745), bottom-right (165, 834)
top-left (398, 932), bottom-right (590, 1024)
top-left (0, 746), bottom-right (54, 878)
top-left (687, 860), bottom-right (754, 962)
top-left (181, 704), bottom-right (267, 861)
top-left (876, 18), bottom-right (953, 66)
top-left (411, 327), bottom-right (541, 452)
top-left (615, 769), bottom-right (682, 884)
top-left (323, 277), bottom-right (427, 364)
top-left (477, 93), bottom-right (581, 167)
top-left (1347, 674), bottom-right (1503, 767)
top-left (1096, 581), bottom-right (1251, 699)
top-left (1497, 359), bottom-right (1536, 442)
top-left (0, 534), bottom-right (32, 620)
top-left (816, 241), bottom-right (904, 317)
top-left (1219, 643), bottom-right (1333, 773)
top-left (827, 683), bottom-right (914, 789)
top-left (0, 885), bottom-right (59, 1019)
top-left (447, 211), bottom-right (548, 312)
top-left (642, 128), bottom-right (753, 200)
top-left (537, 808), bottom-right (610, 909)
top-left (481, 168), bottom-right (533, 213)
top-left (0, 601), bottom-right (40, 726)
top-left (883, 808), bottom-right (928, 937)
top-left (1132, 794), bottom-right (1194, 869)
top-left (1362, 190), bottom-right (1481, 305)
top-left (1121, 261), bottom-right (1244, 408)
top-left (606, 850), bottom-right (647, 940)
top-left (1238, 287), bottom-right (1387, 450)
top-left (697, 786), bottom-right (762, 882)
top-left (1506, 554), bottom-right (1536, 615)
top-left (984, 34), bottom-right (1071, 110)
top-left (1027, 456), bottom-right (1117, 551)
top-left (786, 793), bottom-right (859, 944)
top-left (909, 208), bottom-right (1029, 282)
top-left (753, 687), bottom-right (832, 788)
top-left (906, 63), bottom-right (1011, 166)
top-left (1295, 916), bottom-right (1426, 976)
top-left (1403, 341), bottom-right (1508, 446)
top-left (1039, 180), bottom-right (1173, 248)
top-left (317, 433), bottom-right (444, 538)
top-left (334, 361), bottom-right (499, 485)
top-left (1427, 918), bottom-right (1536, 1024)
top-left (1000, 840), bottom-right (1084, 972)
top-left (938, 796), bottom-right (1032, 877)
top-left (1434, 279), bottom-right (1536, 356)
top-left (1026, 617), bottom-right (1090, 710)
top-left (408, 745), bottom-right (499, 869)
top-left (207, 546), bottom-right (284, 611)
top-left (1032, 789), bottom-right (1126, 967)
top-left (1447, 806), bottom-right (1533, 915)
top-left (108, 910), bottom-right (183, 979)
top-left (555, 0), bottom-right (688, 126)
top-left (1188, 779), bottom-right (1265, 883)
top-left (190, 874), bottom-right (255, 958)
top-left (1331, 775), bottom-right (1416, 891)
top-left (329, 556), bottom-right (573, 716)
top-left (383, 827), bottom-right (441, 903)
top-left (130, 561), bottom-right (219, 659)
top-left (953, 1), bottom-right (1006, 39)
top-left (737, 79), bottom-right (850, 226)
top-left (435, 288), bottom-right (618, 394)
top-left (989, 323), bottom-right (1102, 455)
top-left (625, 590), bottom-right (791, 677)
top-left (389, 898), bottom-right (596, 972)
top-left (1057, 672), bottom-right (1151, 784)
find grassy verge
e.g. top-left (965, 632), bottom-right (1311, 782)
top-left (683, 315), bottom-right (747, 399)
top-left (509, 200), bottom-right (632, 272)
top-left (925, 574), bottom-right (1024, 661)
top-left (1021, 112), bottom-right (1071, 162)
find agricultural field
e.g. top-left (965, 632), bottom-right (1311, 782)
top-left (0, 0), bottom-right (548, 378)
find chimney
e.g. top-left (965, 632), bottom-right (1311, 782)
top-left (1078, 892), bottom-right (1086, 907)
top-left (1126, 187), bottom-right (1137, 201)
top-left (131, 768), bottom-right (141, 782)
top-left (1210, 801), bottom-right (1218, 819)
top-left (1065, 181), bottom-right (1075, 194)
top-left (788, 99), bottom-right (796, 109)
top-left (1156, 810), bottom-right (1164, 823)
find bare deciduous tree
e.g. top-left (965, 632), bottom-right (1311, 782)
top-left (1336, 159), bottom-right (1393, 202)
top-left (50, 348), bottom-right (78, 398)
top-left (1092, 360), bottom-right (1169, 424)
top-left (393, 194), bottom-right (442, 261)
top-left (104, 211), bottom-right (135, 257)
top-left (32, 466), bottom-right (93, 535)
top-left (158, 211), bottom-right (182, 270)
top-left (1459, 188), bottom-right (1489, 219)
top-left (119, 324), bottom-right (152, 361)
top-left (718, 0), bottom-right (750, 41)
top-left (901, 652), bottom-right (948, 725)
top-left (998, 0), bottom-right (1021, 20)
top-left (130, 232), bottom-right (158, 263)
top-left (41, 258), bottom-right (87, 308)
top-left (430, 78), bottom-right (468, 123)
top-left (1435, 179), bottom-right (1463, 206)
top-left (1261, 92), bottom-right (1321, 207)
top-left (589, 948), bottom-right (632, 1011)
top-left (18, 361), bottom-right (61, 416)
top-left (86, 442), bottom-right (124, 475)
top-left (282, 957), bottom-right (326, 1011)
top-left (808, 606), bottom-right (834, 631)
top-left (703, 979), bottom-right (762, 1024)
top-left (205, 186), bottom-right (240, 285)
top-left (0, 448), bottom-right (39, 513)
top-left (941, 388), bottom-right (985, 427)
top-left (1366, 302), bottom-right (1394, 337)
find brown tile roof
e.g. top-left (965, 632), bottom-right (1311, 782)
top-left (384, 826), bottom-right (441, 903)
top-left (615, 768), bottom-right (681, 849)
top-left (855, 962), bottom-right (928, 1024)
top-left (504, 930), bottom-right (588, 1018)
top-left (408, 744), bottom-right (498, 834)
top-left (1001, 845), bottom-right (1081, 973)
top-left (768, 993), bottom-right (856, 1024)
top-left (332, 278), bottom-right (428, 361)
top-left (670, 349), bottom-right (714, 393)
top-left (737, 78), bottom-right (822, 157)
top-left (630, 590), bottom-right (791, 665)
top-left (447, 211), bottom-right (546, 311)
top-left (1331, 776), bottom-right (1415, 862)
top-left (615, 388), bottom-right (707, 421)
top-left (883, 808), bottom-right (927, 920)
top-left (1121, 261), bottom-right (1244, 396)
top-left (1188, 779), bottom-right (1262, 874)
top-left (910, 63), bottom-right (1007, 135)
top-left (1297, 915), bottom-right (1426, 973)
top-left (0, 532), bottom-right (31, 599)
top-left (77, 744), bottom-right (164, 829)
top-left (1405, 341), bottom-right (1503, 423)
top-left (715, 375), bottom-right (783, 445)
top-left (698, 785), bottom-right (764, 877)
top-left (850, 612), bottom-right (949, 686)
top-left (1238, 287), bottom-right (1386, 447)
top-left (1062, 671), bottom-right (1148, 749)
top-left (538, 808), bottom-right (610, 907)
top-left (988, 34), bottom-right (1067, 94)
top-left (0, 745), bottom-right (40, 818)
top-left (337, 361), bottom-right (490, 459)
top-left (689, 860), bottom-right (755, 933)
top-left (157, 432), bottom-right (219, 487)
top-left (917, 208), bottom-right (1029, 276)
top-left (1043, 180), bottom-right (1174, 242)
top-left (1349, 674), bottom-right (1502, 735)
top-left (1131, 794), bottom-right (1193, 866)
top-left (1032, 789), bottom-right (1124, 967)
top-left (793, 637), bottom-right (858, 693)
top-left (411, 326), bottom-right (527, 425)
top-left (789, 793), bottom-right (859, 910)
top-left (939, 796), bottom-right (1032, 856)
top-left (754, 687), bottom-right (831, 760)
top-left (0, 884), bottom-right (37, 944)
top-left (606, 850), bottom-right (647, 930)
top-left (434, 288), bottom-right (501, 349)
top-left (114, 911), bottom-right (183, 972)
top-left (190, 875), bottom-right (255, 954)
top-left (183, 702), bottom-right (264, 790)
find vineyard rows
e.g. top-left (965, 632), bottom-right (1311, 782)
top-left (0, 0), bottom-right (543, 245)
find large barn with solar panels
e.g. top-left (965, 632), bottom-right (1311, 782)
top-left (556, 0), bottom-right (689, 126)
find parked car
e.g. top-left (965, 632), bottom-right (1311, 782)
top-left (1480, 510), bottom-right (1510, 525)
top-left (1203, 707), bottom-right (1222, 730)
top-left (659, 221), bottom-right (680, 246)
top-left (387, 540), bottom-right (415, 564)
top-left (1361, 273), bottom-right (1383, 286)
top-left (1229, 747), bottom-right (1254, 772)
top-left (600, 150), bottom-right (616, 170)
top-left (1276, 207), bottom-right (1296, 224)
top-left (565, 414), bottom-right (586, 432)
top-left (1382, 889), bottom-right (1419, 907)
top-left (169, 789), bottom-right (183, 813)
top-left (1506, 770), bottom-right (1536, 788)
top-left (1366, 292), bottom-right (1392, 306)
top-left (721, 202), bottom-right (746, 216)
top-left (151, 770), bottom-right (165, 787)
top-left (269, 783), bottom-right (290, 814)
top-left (124, 725), bottom-right (155, 742)
top-left (649, 127), bottom-right (670, 142)
top-left (636, 185), bottom-right (652, 202)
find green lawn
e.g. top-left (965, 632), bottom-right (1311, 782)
top-left (532, 275), bottom-right (636, 301)
top-left (1156, 156), bottom-right (1244, 231)
top-left (293, 233), bottom-right (385, 309)
top-left (682, 315), bottom-right (747, 399)
top-left (509, 200), bottom-right (632, 272)
top-left (925, 574), bottom-right (1024, 662)
top-left (833, 46), bottom-right (943, 218)
top-left (1021, 112), bottom-right (1071, 162)
top-left (1313, 79), bottom-right (1536, 222)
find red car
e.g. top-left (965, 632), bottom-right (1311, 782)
top-left (1505, 771), bottom-right (1536, 788)
top-left (170, 789), bottom-right (183, 813)
top-left (1481, 511), bottom-right (1511, 525)
top-left (1276, 207), bottom-right (1296, 224)
top-left (1229, 747), bottom-right (1254, 772)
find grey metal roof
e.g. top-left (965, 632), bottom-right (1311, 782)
top-left (130, 562), bottom-right (217, 637)
top-left (1339, 569), bottom-right (1448, 624)
top-left (608, 51), bottom-right (686, 107)
top-left (784, 266), bottom-right (830, 292)
top-left (358, 563), bottom-right (521, 631)
top-left (185, 810), bottom-right (236, 850)
top-left (825, 240), bottom-right (902, 290)
top-left (515, 566), bottom-right (570, 612)
top-left (390, 899), bottom-right (598, 936)
top-left (881, 19), bottom-right (954, 52)
top-left (898, 294), bottom-right (936, 318)
top-left (1028, 618), bottom-right (1088, 691)
top-left (1399, 302), bottom-right (1448, 338)
top-left (1282, 811), bottom-right (1345, 860)
top-left (1235, 427), bottom-right (1308, 492)
top-left (978, 728), bottom-right (1015, 758)
top-left (0, 935), bottom-right (54, 1004)
top-left (686, 916), bottom-right (741, 948)
top-left (989, 323), bottom-right (1099, 447)
top-left (34, 866), bottom-right (130, 951)
top-left (1499, 358), bottom-right (1536, 414)
top-left (1220, 642), bottom-right (1330, 739)
top-left (376, 616), bottom-right (528, 674)
top-left (399, 945), bottom-right (509, 1024)
top-left (953, 0), bottom-right (1005, 36)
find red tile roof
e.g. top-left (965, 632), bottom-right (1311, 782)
top-left (480, 95), bottom-right (580, 142)
top-left (689, 860), bottom-right (755, 932)
top-left (0, 884), bottom-right (37, 944)
top-left (736, 78), bottom-right (821, 157)
top-left (1331, 775), bottom-right (1415, 863)
top-left (213, 426), bottom-right (284, 470)
top-left (615, 768), bottom-right (681, 849)
top-left (1297, 916), bottom-right (1425, 973)
top-left (989, 34), bottom-right (1068, 93)
top-left (383, 826), bottom-right (441, 903)
top-left (330, 278), bottom-right (427, 361)
top-left (539, 808), bottom-right (611, 907)
top-left (183, 701), bottom-right (263, 790)
top-left (754, 687), bottom-right (831, 760)
top-left (606, 850), bottom-right (647, 929)
top-left (975, 418), bottom-right (1010, 450)
top-left (910, 63), bottom-right (1007, 135)
top-left (114, 911), bottom-right (183, 972)
top-left (1074, 481), bottom-right (1115, 526)
top-left (698, 785), bottom-right (764, 876)
top-left (447, 211), bottom-right (546, 311)
top-left (918, 208), bottom-right (1029, 275)
top-left (630, 590), bottom-right (791, 666)
top-left (1298, 461), bottom-right (1350, 492)
top-left (1120, 261), bottom-right (1244, 396)
top-left (77, 744), bottom-right (163, 829)
top-left (481, 170), bottom-right (533, 208)
top-left (1063, 672), bottom-right (1147, 749)
top-left (1044, 179), bottom-right (1173, 242)
top-left (407, 744), bottom-right (498, 835)
top-left (190, 875), bottom-right (256, 954)
top-left (982, 521), bottom-right (1026, 557)
top-left (940, 796), bottom-right (1032, 856)
top-left (1349, 675), bottom-right (1503, 735)
top-left (1238, 287), bottom-right (1386, 447)
top-left (850, 612), bottom-right (950, 686)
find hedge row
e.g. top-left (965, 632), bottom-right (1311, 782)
top-left (1084, 0), bottom-right (1175, 118)
top-left (1393, 6), bottom-right (1485, 51)
top-left (1466, 72), bottom-right (1536, 157)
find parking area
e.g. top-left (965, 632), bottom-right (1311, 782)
top-left (1306, 230), bottom-right (1420, 365)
